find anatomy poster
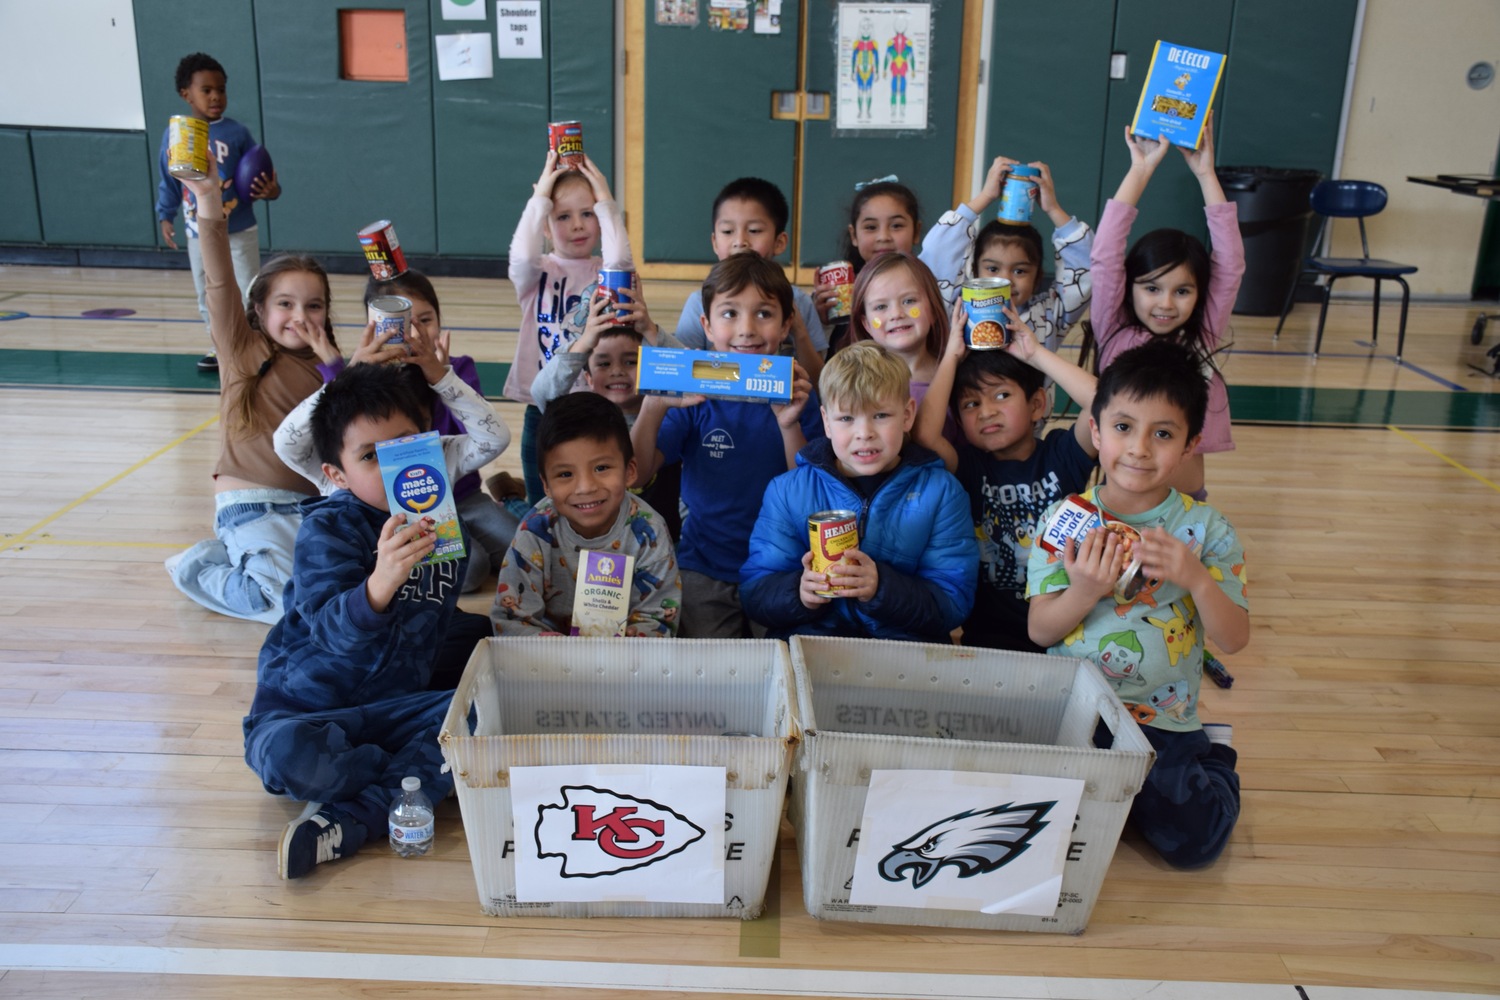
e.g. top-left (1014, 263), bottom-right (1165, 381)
top-left (849, 769), bottom-right (1084, 915)
top-left (836, 3), bottom-right (931, 130)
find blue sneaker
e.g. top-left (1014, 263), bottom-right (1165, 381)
top-left (278, 802), bottom-right (366, 879)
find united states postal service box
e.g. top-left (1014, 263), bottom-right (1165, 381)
top-left (788, 636), bottom-right (1154, 934)
top-left (439, 637), bottom-right (799, 919)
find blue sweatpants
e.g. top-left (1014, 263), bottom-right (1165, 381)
top-left (244, 689), bottom-right (455, 837)
top-left (1099, 722), bottom-right (1240, 869)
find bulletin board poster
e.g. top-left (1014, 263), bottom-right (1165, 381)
top-left (656, 0), bottom-right (699, 27)
top-left (836, 3), bottom-right (931, 131)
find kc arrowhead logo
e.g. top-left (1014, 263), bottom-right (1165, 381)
top-left (534, 784), bottom-right (707, 878)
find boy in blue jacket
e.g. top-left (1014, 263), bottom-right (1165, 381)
top-left (741, 341), bottom-right (977, 641)
top-left (244, 364), bottom-right (492, 879)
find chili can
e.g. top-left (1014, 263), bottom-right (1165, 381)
top-left (369, 294), bottom-right (413, 355)
top-left (167, 115), bottom-right (211, 181)
top-left (809, 510), bottom-right (859, 598)
top-left (961, 277), bottom-right (1012, 350)
top-left (816, 261), bottom-right (855, 320)
top-left (548, 121), bottom-right (585, 169)
top-left (358, 220), bottom-right (408, 282)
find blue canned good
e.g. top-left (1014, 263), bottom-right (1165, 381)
top-left (369, 294), bottom-right (412, 354)
top-left (998, 164), bottom-right (1041, 225)
top-left (597, 269), bottom-right (636, 326)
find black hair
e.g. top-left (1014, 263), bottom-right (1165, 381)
top-left (537, 390), bottom-right (633, 469)
top-left (970, 220), bottom-right (1046, 275)
top-left (175, 53), bottom-right (226, 93)
top-left (841, 181), bottom-right (922, 271)
top-left (700, 251), bottom-right (794, 323)
top-left (585, 326), bottom-right (644, 366)
top-left (311, 364), bottom-right (429, 469)
top-left (364, 269), bottom-right (441, 319)
top-left (712, 177), bottom-right (790, 236)
top-left (951, 350), bottom-right (1046, 418)
top-left (1090, 339), bottom-right (1210, 441)
top-left (1119, 227), bottom-right (1214, 352)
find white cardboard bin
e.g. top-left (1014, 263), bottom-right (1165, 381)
top-left (789, 636), bottom-right (1154, 934)
top-left (439, 637), bottom-right (798, 919)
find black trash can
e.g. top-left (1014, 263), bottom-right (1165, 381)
top-left (1215, 166), bottom-right (1322, 315)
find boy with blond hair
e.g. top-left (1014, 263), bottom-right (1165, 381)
top-left (741, 341), bottom-right (977, 641)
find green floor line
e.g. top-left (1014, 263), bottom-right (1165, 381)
top-left (1, 348), bottom-right (1497, 429)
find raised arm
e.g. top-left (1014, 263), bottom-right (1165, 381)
top-left (913, 300), bottom-right (965, 473)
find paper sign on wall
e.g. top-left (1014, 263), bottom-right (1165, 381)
top-left (849, 769), bottom-right (1085, 916)
top-left (442, 0), bottom-right (486, 20)
top-left (836, 2), bottom-right (931, 130)
top-left (435, 33), bottom-right (494, 80)
top-left (511, 764), bottom-right (727, 904)
top-left (497, 1), bottom-right (542, 59)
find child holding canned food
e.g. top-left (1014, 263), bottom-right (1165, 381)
top-left (1088, 113), bottom-right (1242, 501)
top-left (162, 163), bottom-right (325, 624)
top-left (740, 341), bottom-right (976, 642)
top-left (1027, 339), bottom-right (1248, 869)
top-left (503, 151), bottom-right (631, 513)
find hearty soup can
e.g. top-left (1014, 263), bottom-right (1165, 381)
top-left (548, 121), bottom-right (585, 169)
top-left (961, 277), bottom-right (1013, 349)
top-left (167, 116), bottom-right (211, 180)
top-left (809, 509), bottom-right (859, 598)
top-left (358, 220), bottom-right (408, 282)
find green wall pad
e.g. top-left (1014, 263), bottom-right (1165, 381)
top-left (30, 131), bottom-right (154, 247)
top-left (0, 130), bottom-right (42, 243)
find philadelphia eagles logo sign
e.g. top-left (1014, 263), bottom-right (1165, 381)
top-left (877, 801), bottom-right (1055, 889)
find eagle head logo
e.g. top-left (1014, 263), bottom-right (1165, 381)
top-left (877, 801), bottom-right (1055, 889)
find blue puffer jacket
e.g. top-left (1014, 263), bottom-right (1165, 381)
top-left (740, 437), bottom-right (977, 641)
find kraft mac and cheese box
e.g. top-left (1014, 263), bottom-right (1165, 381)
top-left (1130, 40), bottom-right (1226, 150)
top-left (637, 346), bottom-right (794, 404)
top-left (376, 431), bottom-right (466, 565)
top-left (569, 550), bottom-right (635, 637)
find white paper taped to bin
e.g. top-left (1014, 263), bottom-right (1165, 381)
top-left (511, 764), bottom-right (727, 904)
top-left (849, 769), bottom-right (1085, 916)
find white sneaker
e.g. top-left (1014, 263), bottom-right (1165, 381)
top-left (1202, 723), bottom-right (1233, 747)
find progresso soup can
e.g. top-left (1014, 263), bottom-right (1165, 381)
top-left (809, 510), bottom-right (859, 598)
top-left (596, 268), bottom-right (636, 326)
top-left (167, 115), bottom-right (211, 180)
top-left (358, 220), bottom-right (408, 282)
top-left (369, 295), bottom-right (412, 355)
top-left (548, 121), bottom-right (585, 169)
top-left (961, 277), bottom-right (1012, 350)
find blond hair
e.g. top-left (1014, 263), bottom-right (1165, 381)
top-left (818, 341), bottom-right (911, 413)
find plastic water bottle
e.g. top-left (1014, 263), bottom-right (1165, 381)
top-left (388, 776), bottom-right (434, 857)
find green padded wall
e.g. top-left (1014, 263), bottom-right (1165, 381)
top-left (1216, 0), bottom-right (1358, 179)
top-left (982, 0), bottom-right (1117, 250)
top-left (1100, 0), bottom-right (1235, 242)
top-left (548, 3), bottom-right (616, 185)
top-left (798, 1), bottom-right (966, 267)
top-left (30, 131), bottom-right (154, 246)
top-left (134, 0), bottom-right (266, 249)
top-left (0, 130), bottom-right (42, 243)
top-left (255, 0), bottom-right (436, 255)
top-left (643, 5), bottom-right (801, 262)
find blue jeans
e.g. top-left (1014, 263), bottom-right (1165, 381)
top-left (186, 226), bottom-right (260, 347)
top-left (520, 404), bottom-right (544, 507)
top-left (166, 487), bottom-right (304, 624)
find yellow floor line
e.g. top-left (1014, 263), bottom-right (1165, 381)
top-left (1387, 425), bottom-right (1500, 493)
top-left (0, 413), bottom-right (219, 554)
top-left (3, 536), bottom-right (186, 549)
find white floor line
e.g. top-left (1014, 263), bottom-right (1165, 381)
top-left (0, 944), bottom-right (1489, 1000)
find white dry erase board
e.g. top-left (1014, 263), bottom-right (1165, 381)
top-left (0, 0), bottom-right (146, 130)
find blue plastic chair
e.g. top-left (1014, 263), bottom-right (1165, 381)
top-left (1273, 180), bottom-right (1418, 360)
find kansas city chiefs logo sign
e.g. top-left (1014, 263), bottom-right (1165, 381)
top-left (533, 784), bottom-right (706, 877)
top-left (878, 801), bottom-right (1055, 889)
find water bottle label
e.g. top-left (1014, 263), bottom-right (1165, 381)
top-left (389, 820), bottom-right (434, 843)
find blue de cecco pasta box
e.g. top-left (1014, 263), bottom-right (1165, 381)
top-left (636, 346), bottom-right (794, 404)
top-left (1130, 40), bottom-right (1226, 150)
top-left (376, 430), bottom-right (465, 565)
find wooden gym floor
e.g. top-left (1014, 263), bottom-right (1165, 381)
top-left (0, 264), bottom-right (1496, 999)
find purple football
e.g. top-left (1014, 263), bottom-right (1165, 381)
top-left (234, 144), bottom-right (274, 203)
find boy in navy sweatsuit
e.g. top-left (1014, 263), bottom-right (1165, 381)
top-left (243, 364), bottom-right (492, 879)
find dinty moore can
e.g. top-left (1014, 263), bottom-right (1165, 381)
top-left (369, 294), bottom-right (412, 355)
top-left (358, 220), bottom-right (408, 282)
top-left (548, 120), bottom-right (585, 169)
top-left (167, 115), bottom-right (211, 181)
top-left (961, 277), bottom-right (1013, 350)
top-left (596, 268), bottom-right (636, 326)
top-left (809, 510), bottom-right (859, 598)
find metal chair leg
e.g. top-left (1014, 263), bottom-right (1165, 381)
top-left (1314, 276), bottom-right (1336, 357)
top-left (1273, 268), bottom-right (1304, 342)
top-left (1395, 277), bottom-right (1411, 361)
top-left (1371, 278), bottom-right (1381, 346)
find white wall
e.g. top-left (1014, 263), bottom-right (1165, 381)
top-left (0, 0), bottom-right (144, 130)
top-left (1337, 0), bottom-right (1500, 296)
